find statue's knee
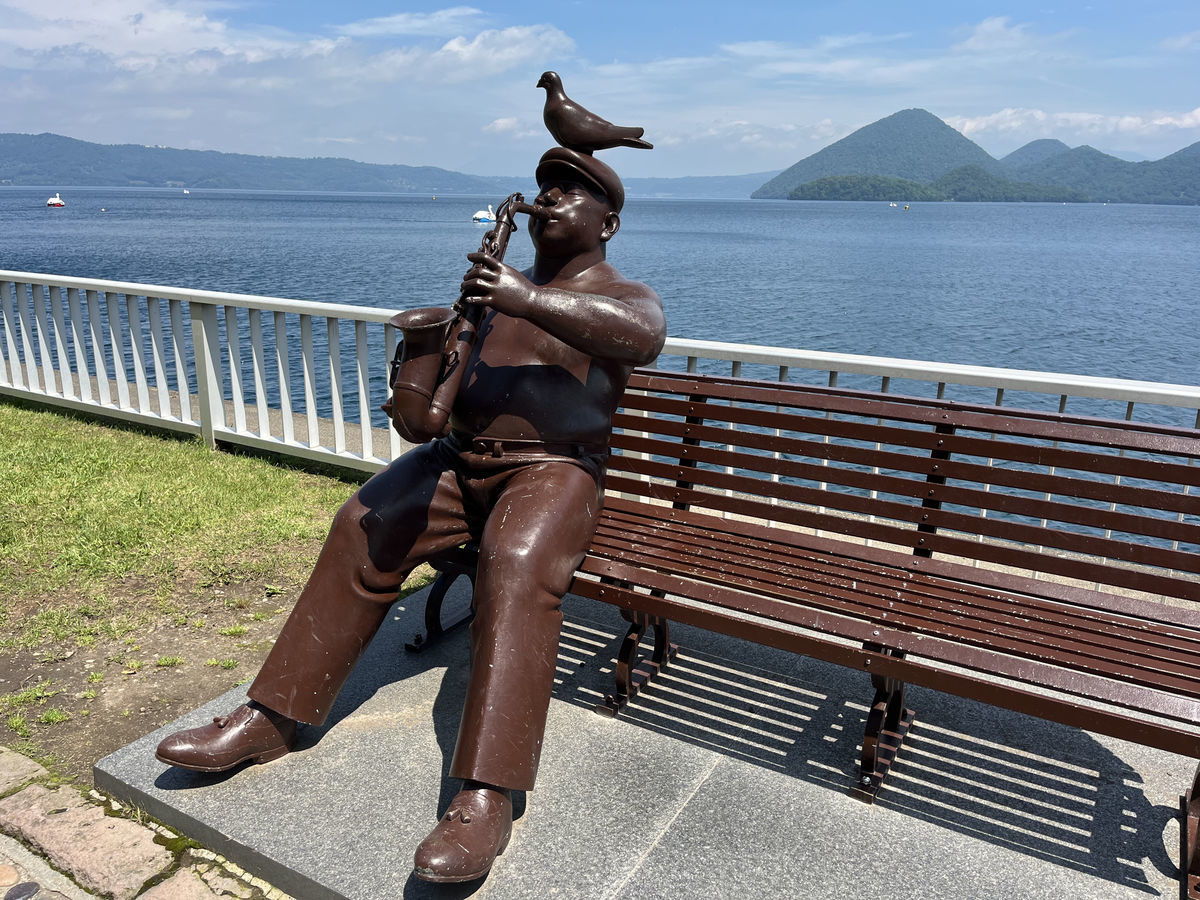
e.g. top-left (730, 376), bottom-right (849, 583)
top-left (482, 547), bottom-right (570, 604)
top-left (330, 496), bottom-right (368, 537)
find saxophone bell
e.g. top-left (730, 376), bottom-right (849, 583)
top-left (383, 193), bottom-right (539, 444)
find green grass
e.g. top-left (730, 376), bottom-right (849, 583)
top-left (0, 401), bottom-right (356, 647)
top-left (1, 683), bottom-right (60, 710)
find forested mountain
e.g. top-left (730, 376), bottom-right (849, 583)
top-left (755, 109), bottom-right (1199, 205)
top-left (789, 166), bottom-right (1088, 202)
top-left (789, 174), bottom-right (944, 202)
top-left (1007, 143), bottom-right (1200, 204)
top-left (752, 109), bottom-right (1000, 199)
top-left (0, 132), bottom-right (518, 194)
top-left (928, 165), bottom-right (1088, 202)
top-left (0, 132), bottom-right (774, 200)
top-left (999, 139), bottom-right (1071, 171)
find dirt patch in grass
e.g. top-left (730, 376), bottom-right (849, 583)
top-left (1, 538), bottom-right (321, 785)
top-left (3, 550), bottom-right (435, 788)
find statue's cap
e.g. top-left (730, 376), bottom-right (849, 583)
top-left (535, 147), bottom-right (624, 213)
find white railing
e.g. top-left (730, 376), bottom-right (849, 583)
top-left (3, 270), bottom-right (1200, 475)
top-left (1, 271), bottom-right (406, 472)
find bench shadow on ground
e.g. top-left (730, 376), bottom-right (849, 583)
top-left (552, 606), bottom-right (1182, 898)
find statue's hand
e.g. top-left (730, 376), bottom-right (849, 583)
top-left (460, 252), bottom-right (535, 318)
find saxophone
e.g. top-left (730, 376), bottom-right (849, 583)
top-left (382, 193), bottom-right (546, 443)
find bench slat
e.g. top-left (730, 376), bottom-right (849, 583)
top-left (571, 569), bottom-right (1200, 759)
top-left (615, 396), bottom-right (1200, 488)
top-left (605, 472), bottom-right (1200, 601)
top-left (607, 453), bottom-right (1200, 576)
top-left (628, 371), bottom-right (1200, 456)
top-left (597, 503), bottom-right (1200, 657)
top-left (590, 513), bottom-right (1200, 697)
top-left (614, 415), bottom-right (1200, 516)
top-left (610, 431), bottom-right (1200, 543)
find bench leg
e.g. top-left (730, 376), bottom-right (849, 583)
top-left (595, 599), bottom-right (679, 718)
top-left (1183, 759), bottom-right (1200, 899)
top-left (404, 568), bottom-right (476, 653)
top-left (851, 646), bottom-right (915, 804)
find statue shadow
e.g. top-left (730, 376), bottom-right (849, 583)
top-left (553, 606), bottom-right (1184, 897)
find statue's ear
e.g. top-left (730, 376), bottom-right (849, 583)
top-left (601, 211), bottom-right (620, 242)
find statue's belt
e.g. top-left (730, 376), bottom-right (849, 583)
top-left (448, 432), bottom-right (608, 460)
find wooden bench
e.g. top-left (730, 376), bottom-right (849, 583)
top-left (416, 367), bottom-right (1200, 896)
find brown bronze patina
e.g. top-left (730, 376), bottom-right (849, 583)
top-left (154, 74), bottom-right (664, 884)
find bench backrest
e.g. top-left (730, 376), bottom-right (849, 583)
top-left (607, 369), bottom-right (1200, 603)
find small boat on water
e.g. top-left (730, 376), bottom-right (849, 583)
top-left (46, 192), bottom-right (66, 208)
top-left (472, 204), bottom-right (496, 223)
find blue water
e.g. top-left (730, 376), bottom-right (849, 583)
top-left (3, 187), bottom-right (1198, 388)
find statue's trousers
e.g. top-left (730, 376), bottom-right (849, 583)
top-left (247, 435), bottom-right (605, 792)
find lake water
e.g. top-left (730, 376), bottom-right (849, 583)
top-left (2, 187), bottom-right (1198, 388)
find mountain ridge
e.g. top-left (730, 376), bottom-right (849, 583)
top-left (754, 110), bottom-right (1199, 205)
top-left (0, 132), bottom-right (771, 200)
top-left (752, 109), bottom-right (1001, 199)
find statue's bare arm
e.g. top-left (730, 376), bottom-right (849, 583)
top-left (461, 253), bottom-right (665, 366)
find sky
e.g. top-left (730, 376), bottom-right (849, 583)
top-left (1, 1), bottom-right (1198, 179)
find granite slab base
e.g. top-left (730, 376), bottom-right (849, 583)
top-left (96, 580), bottom-right (1191, 899)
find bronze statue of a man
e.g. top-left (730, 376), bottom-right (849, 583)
top-left (155, 142), bottom-right (665, 882)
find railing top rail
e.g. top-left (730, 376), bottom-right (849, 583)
top-left (661, 336), bottom-right (1200, 409)
top-left (0, 270), bottom-right (398, 324)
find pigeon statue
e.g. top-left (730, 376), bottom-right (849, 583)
top-left (537, 71), bottom-right (653, 154)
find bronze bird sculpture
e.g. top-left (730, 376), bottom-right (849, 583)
top-left (537, 71), bottom-right (653, 154)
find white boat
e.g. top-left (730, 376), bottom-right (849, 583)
top-left (472, 204), bottom-right (495, 223)
top-left (46, 192), bottom-right (65, 208)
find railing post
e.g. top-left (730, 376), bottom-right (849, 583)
top-left (192, 302), bottom-right (223, 449)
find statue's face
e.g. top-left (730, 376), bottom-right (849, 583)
top-left (530, 176), bottom-right (616, 255)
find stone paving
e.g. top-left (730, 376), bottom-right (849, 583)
top-left (0, 747), bottom-right (287, 900)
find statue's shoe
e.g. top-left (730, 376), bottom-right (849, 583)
top-left (413, 787), bottom-right (513, 883)
top-left (155, 703), bottom-right (297, 772)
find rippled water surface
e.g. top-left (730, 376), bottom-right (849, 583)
top-left (3, 187), bottom-right (1197, 386)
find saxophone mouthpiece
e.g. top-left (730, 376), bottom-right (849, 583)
top-left (513, 201), bottom-right (551, 221)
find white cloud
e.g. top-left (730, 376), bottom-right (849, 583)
top-left (1162, 30), bottom-right (1200, 51)
top-left (947, 106), bottom-right (1200, 141)
top-left (485, 117), bottom-right (520, 133)
top-left (817, 32), bottom-right (911, 51)
top-left (335, 7), bottom-right (484, 38)
top-left (952, 17), bottom-right (1035, 53)
top-left (0, 0), bottom-right (335, 71)
top-left (333, 25), bottom-right (572, 85)
top-left (1152, 107), bottom-right (1200, 129)
top-left (436, 26), bottom-right (568, 70)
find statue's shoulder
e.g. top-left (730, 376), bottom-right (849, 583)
top-left (581, 261), bottom-right (660, 305)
